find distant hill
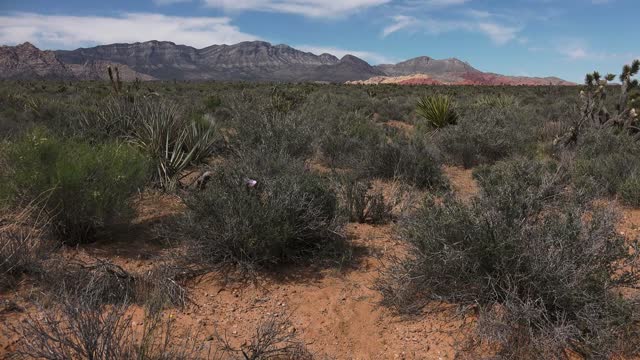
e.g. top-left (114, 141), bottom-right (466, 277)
top-left (0, 41), bottom-right (574, 85)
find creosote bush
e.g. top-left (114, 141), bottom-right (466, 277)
top-left (367, 135), bottom-right (449, 190)
top-left (378, 158), bottom-right (640, 358)
top-left (179, 152), bottom-right (347, 271)
top-left (572, 128), bottom-right (640, 197)
top-left (0, 129), bottom-right (149, 244)
top-left (436, 107), bottom-right (534, 168)
top-left (334, 175), bottom-right (392, 225)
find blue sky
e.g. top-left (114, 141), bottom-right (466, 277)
top-left (0, 0), bottom-right (638, 82)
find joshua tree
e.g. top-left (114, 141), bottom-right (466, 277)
top-left (556, 60), bottom-right (639, 146)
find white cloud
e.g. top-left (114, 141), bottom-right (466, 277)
top-left (153, 0), bottom-right (193, 4)
top-left (382, 15), bottom-right (417, 37)
top-left (555, 39), bottom-right (635, 62)
top-left (382, 15), bottom-right (521, 45)
top-left (562, 46), bottom-right (588, 60)
top-left (477, 22), bottom-right (519, 45)
top-left (202, 0), bottom-right (390, 18)
top-left (0, 12), bottom-right (258, 49)
top-left (423, 0), bottom-right (470, 6)
top-left (296, 45), bottom-right (394, 64)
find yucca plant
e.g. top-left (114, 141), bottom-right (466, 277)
top-left (128, 99), bottom-right (219, 190)
top-left (416, 94), bottom-right (459, 129)
top-left (83, 97), bottom-right (219, 190)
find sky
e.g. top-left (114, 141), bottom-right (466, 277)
top-left (0, 0), bottom-right (638, 82)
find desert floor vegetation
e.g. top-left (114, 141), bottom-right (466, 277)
top-left (2, 63), bottom-right (640, 359)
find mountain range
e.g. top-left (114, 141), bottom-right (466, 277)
top-left (0, 41), bottom-right (575, 85)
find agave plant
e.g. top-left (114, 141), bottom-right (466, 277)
top-left (416, 94), bottom-right (459, 129)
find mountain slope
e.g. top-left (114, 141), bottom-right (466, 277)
top-left (375, 56), bottom-right (480, 77)
top-left (0, 42), bottom-right (73, 79)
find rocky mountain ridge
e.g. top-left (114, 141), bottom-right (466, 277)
top-left (0, 41), bottom-right (574, 85)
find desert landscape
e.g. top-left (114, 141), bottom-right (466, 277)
top-left (1, 58), bottom-right (640, 358)
top-left (2, 0), bottom-right (640, 358)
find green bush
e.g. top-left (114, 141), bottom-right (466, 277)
top-left (180, 152), bottom-right (347, 270)
top-left (1, 129), bottom-right (149, 244)
top-left (378, 158), bottom-right (640, 358)
top-left (415, 94), bottom-right (458, 129)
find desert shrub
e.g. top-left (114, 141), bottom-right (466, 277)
top-left (180, 151), bottom-right (346, 271)
top-left (367, 136), bottom-right (448, 190)
top-left (217, 314), bottom-right (313, 360)
top-left (572, 128), bottom-right (640, 196)
top-left (13, 297), bottom-right (311, 360)
top-left (40, 258), bottom-right (188, 313)
top-left (0, 92), bottom-right (85, 137)
top-left (318, 111), bottom-right (383, 168)
top-left (204, 94), bottom-right (222, 112)
top-left (378, 158), bottom-right (640, 358)
top-left (619, 173), bottom-right (640, 206)
top-left (0, 205), bottom-right (51, 290)
top-left (219, 89), bottom-right (316, 158)
top-left (12, 299), bottom-right (212, 360)
top-left (436, 107), bottom-right (534, 168)
top-left (1, 129), bottom-right (149, 244)
top-left (415, 94), bottom-right (458, 129)
top-left (333, 175), bottom-right (392, 224)
top-left (474, 94), bottom-right (519, 109)
top-left (371, 96), bottom-right (416, 122)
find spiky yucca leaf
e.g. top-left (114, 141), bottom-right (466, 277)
top-left (416, 94), bottom-right (459, 129)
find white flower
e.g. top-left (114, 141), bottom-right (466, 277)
top-left (245, 178), bottom-right (258, 188)
top-left (631, 108), bottom-right (638, 118)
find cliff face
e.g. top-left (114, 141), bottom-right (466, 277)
top-left (0, 41), bottom-right (575, 85)
top-left (54, 41), bottom-right (361, 81)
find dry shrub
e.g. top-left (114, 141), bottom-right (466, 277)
top-left (12, 300), bottom-right (211, 360)
top-left (0, 202), bottom-right (51, 290)
top-left (12, 298), bottom-right (312, 360)
top-left (378, 158), bottom-right (640, 359)
top-left (178, 151), bottom-right (348, 272)
top-left (42, 258), bottom-right (188, 311)
top-left (216, 314), bottom-right (313, 360)
top-left (333, 175), bottom-right (393, 225)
